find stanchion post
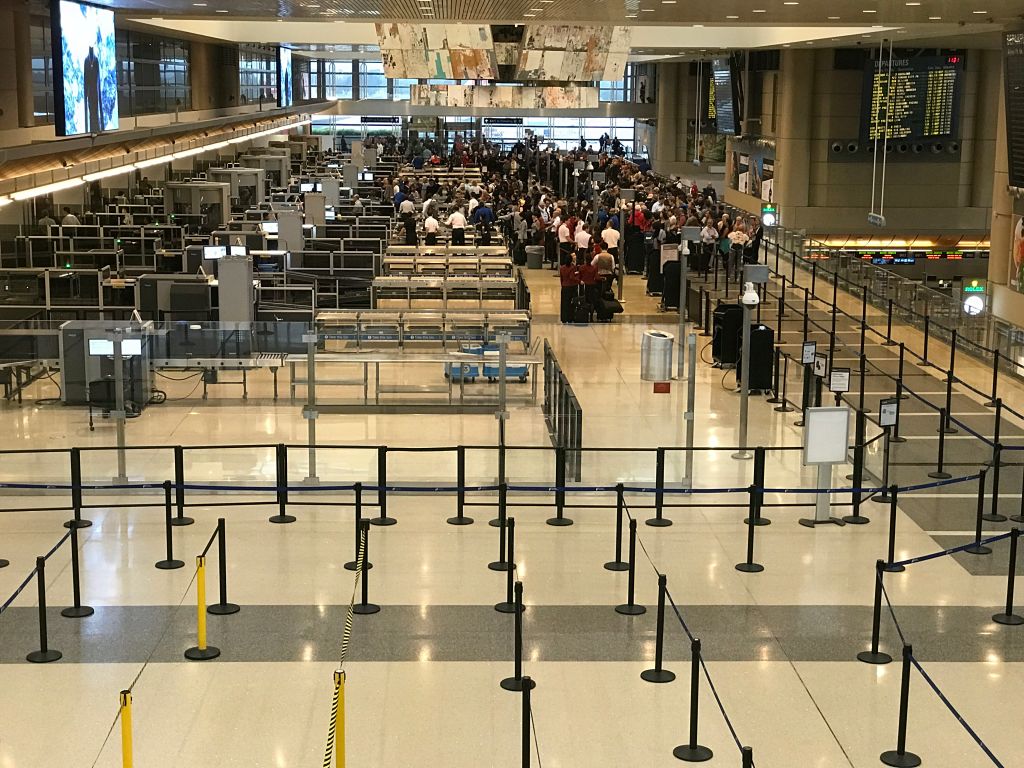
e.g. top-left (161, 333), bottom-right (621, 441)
top-left (775, 353), bottom-right (794, 412)
top-left (448, 445), bottom-right (473, 525)
top-left (965, 467), bottom-right (993, 555)
top-left (490, 483), bottom-right (511, 571)
top-left (502, 581), bottom-right (537, 692)
top-left (879, 644), bottom-right (921, 768)
top-left (61, 523), bottom-right (94, 618)
top-left (897, 343), bottom-right (907, 398)
top-left (993, 529), bottom-right (1024, 625)
top-left (986, 350), bottom-right (1000, 407)
top-left (353, 520), bottom-right (380, 615)
top-left (26, 556), bottom-right (61, 662)
top-left (521, 676), bottom-right (533, 768)
top-left (647, 447), bottom-right (672, 527)
top-left (547, 447), bottom-right (572, 526)
top-left (777, 277), bottom-right (785, 343)
top-left (860, 285), bottom-right (868, 357)
top-left (796, 362), bottom-right (811, 427)
top-left (735, 486), bottom-right (764, 573)
top-left (615, 519), bottom-right (646, 615)
top-left (984, 444), bottom-right (1008, 523)
top-left (495, 517), bottom-right (521, 613)
top-left (605, 483), bottom-right (628, 571)
top-left (802, 287), bottom-right (809, 341)
top-left (119, 689), bottom-right (133, 768)
top-left (988, 400), bottom-right (1003, 468)
top-left (64, 447), bottom-right (91, 529)
top-left (844, 412), bottom-right (870, 524)
top-left (672, 637), bottom-right (713, 762)
top-left (882, 487), bottom-right (904, 573)
top-left (941, 369), bottom-right (957, 434)
top-left (208, 518), bottom-right (240, 615)
top-left (372, 446), bottom-right (396, 526)
top-left (927, 409), bottom-right (952, 480)
top-left (884, 299), bottom-right (895, 345)
top-left (184, 555), bottom-right (221, 660)
top-left (858, 560), bottom-right (892, 664)
top-left (345, 484), bottom-right (372, 571)
top-left (858, 353), bottom-right (867, 413)
top-left (744, 447), bottom-right (770, 526)
top-left (891, 381), bottom-right (906, 443)
top-left (641, 574), bottom-right (676, 683)
top-left (334, 670), bottom-right (345, 768)
top-left (742, 747), bottom-right (754, 768)
top-left (172, 444), bottom-right (193, 526)
top-left (767, 348), bottom-right (782, 404)
top-left (156, 481), bottom-right (184, 570)
top-left (922, 317), bottom-right (930, 364)
top-left (269, 443), bottom-right (296, 524)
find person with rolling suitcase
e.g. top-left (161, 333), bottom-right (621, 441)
top-left (559, 254), bottom-right (582, 324)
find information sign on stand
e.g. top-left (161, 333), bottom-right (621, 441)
top-left (802, 341), bottom-right (817, 365)
top-left (829, 368), bottom-right (850, 394)
top-left (813, 353), bottom-right (828, 379)
top-left (879, 397), bottom-right (899, 428)
top-left (800, 406), bottom-right (850, 528)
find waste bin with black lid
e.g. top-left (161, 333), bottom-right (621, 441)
top-left (525, 245), bottom-right (544, 269)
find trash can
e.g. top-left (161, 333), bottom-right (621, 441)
top-left (640, 330), bottom-right (674, 381)
top-left (525, 245), bottom-right (544, 269)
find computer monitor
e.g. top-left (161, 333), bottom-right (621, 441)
top-left (88, 338), bottom-right (143, 356)
top-left (325, 209), bottom-right (337, 221)
top-left (230, 245), bottom-right (247, 256)
top-left (358, 172), bottom-right (374, 182)
top-left (300, 183), bottom-right (314, 193)
top-left (260, 221), bottom-right (279, 235)
top-left (203, 245), bottom-right (227, 259)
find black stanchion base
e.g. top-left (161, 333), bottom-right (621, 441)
top-left (735, 562), bottom-right (765, 573)
top-left (985, 399), bottom-right (997, 408)
top-left (604, 560), bottom-right (629, 572)
top-left (645, 517), bottom-right (673, 528)
top-left (369, 516), bottom-right (397, 527)
top-left (798, 517), bottom-right (846, 528)
top-left (890, 435), bottom-right (907, 444)
top-left (743, 516), bottom-right (771, 527)
top-left (494, 601), bottom-right (522, 614)
top-left (964, 543), bottom-right (992, 556)
top-left (343, 561), bottom-right (373, 571)
top-left (155, 559), bottom-right (185, 570)
top-left (501, 675), bottom-right (536, 692)
top-left (794, 420), bottom-right (806, 427)
top-left (1011, 515), bottom-right (1024, 524)
top-left (640, 668), bottom-right (676, 683)
top-left (880, 750), bottom-right (921, 768)
top-left (939, 427), bottom-right (958, 435)
top-left (883, 341), bottom-right (897, 347)
top-left (0, 559), bottom-right (8, 569)
top-left (857, 650), bottom-right (892, 665)
top-left (26, 649), bottom-right (62, 663)
top-left (208, 603), bottom-right (240, 616)
top-left (489, 517), bottom-right (503, 527)
top-left (546, 516), bottom-right (574, 527)
top-left (60, 605), bottom-right (94, 618)
top-left (926, 471), bottom-right (952, 480)
top-left (982, 513), bottom-right (1008, 523)
top-left (993, 612), bottom-right (1024, 626)
top-left (842, 514), bottom-right (871, 525)
top-left (774, 403), bottom-right (795, 413)
top-left (170, 517), bottom-right (194, 527)
top-left (184, 645), bottom-right (221, 661)
top-left (446, 516), bottom-right (474, 526)
top-left (872, 493), bottom-right (894, 504)
top-left (672, 744), bottom-right (713, 762)
top-left (63, 519), bottom-right (92, 529)
top-left (615, 603), bottom-right (646, 616)
top-left (352, 602), bottom-right (381, 615)
top-left (488, 560), bottom-right (511, 572)
top-left (883, 563), bottom-right (906, 574)
top-left (268, 514), bottom-right (296, 524)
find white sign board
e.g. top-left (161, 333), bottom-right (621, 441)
top-left (803, 406), bottom-right (851, 466)
top-left (802, 341), bottom-right (817, 365)
top-left (879, 397), bottom-right (899, 428)
top-left (829, 368), bottom-right (850, 394)
top-left (813, 353), bottom-right (828, 378)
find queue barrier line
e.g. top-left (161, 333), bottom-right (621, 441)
top-left (0, 528), bottom-right (71, 615)
top-left (909, 656), bottom-right (1006, 768)
top-left (887, 530), bottom-right (1014, 569)
top-left (946, 414), bottom-right (995, 447)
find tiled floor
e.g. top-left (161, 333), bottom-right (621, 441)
top-left (0, 258), bottom-right (1021, 767)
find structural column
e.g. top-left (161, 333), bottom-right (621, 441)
top-left (771, 49), bottom-right (815, 217)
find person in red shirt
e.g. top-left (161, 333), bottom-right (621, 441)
top-left (578, 257), bottom-right (601, 319)
top-left (559, 254), bottom-right (581, 323)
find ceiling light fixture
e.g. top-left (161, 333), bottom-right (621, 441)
top-left (928, 14), bottom-right (941, 18)
top-left (827, 15), bottom-right (840, 18)
top-left (83, 164), bottom-right (137, 182)
top-left (862, 8), bottom-right (876, 12)
top-left (784, 2), bottom-right (799, 5)
top-left (752, 8), bottom-right (766, 12)
top-left (726, 14), bottom-right (739, 18)
top-left (905, 1), bottom-right (920, 5)
top-left (11, 178), bottom-right (85, 201)
top-left (972, 9), bottom-right (988, 13)
top-left (215, 8), bottom-right (228, 11)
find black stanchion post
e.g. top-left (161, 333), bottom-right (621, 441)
top-left (922, 316), bottom-right (930, 364)
top-left (172, 445), bottom-right (193, 526)
top-left (502, 581), bottom-right (537, 691)
top-left (521, 675), bottom-right (533, 768)
top-left (372, 445), bottom-right (396, 526)
top-left (345, 483), bottom-right (372, 571)
top-left (1013, 463), bottom-right (1024, 524)
top-left (897, 343), bottom-right (907, 399)
top-left (988, 400), bottom-right (1003, 468)
top-left (880, 645), bottom-right (922, 768)
top-left (811, 260), bottom-right (817, 297)
top-left (615, 519), bottom-right (646, 615)
top-left (448, 446), bottom-right (473, 526)
top-left (490, 483), bottom-right (511, 571)
top-left (858, 560), bottom-right (893, 664)
top-left (352, 520), bottom-right (380, 615)
top-left (208, 518), bottom-right (240, 615)
top-left (775, 353), bottom-right (795, 412)
top-left (828, 278), bottom-right (837, 368)
top-left (26, 556), bottom-right (61, 662)
top-left (802, 287), bottom-right (809, 341)
top-left (744, 447), bottom-right (770, 526)
top-left (882, 487), bottom-right (904, 573)
top-left (64, 447), bottom-right (91, 529)
top-left (993, 528), bottom-right (1024, 625)
top-left (858, 353), bottom-right (867, 413)
top-left (965, 468), bottom-right (993, 555)
top-left (156, 480), bottom-right (184, 570)
top-left (984, 444), bottom-right (1007, 523)
top-left (700, 291), bottom-right (711, 337)
top-left (735, 486), bottom-right (765, 573)
top-left (605, 483), bottom-right (629, 571)
top-left (495, 517), bottom-right (521, 613)
top-left (927, 409), bottom-right (952, 480)
top-left (60, 523), bottom-right (94, 618)
top-left (767, 348), bottom-right (782, 404)
top-left (860, 285), bottom-right (868, 357)
top-left (796, 362), bottom-right (811, 427)
top-left (777, 277), bottom-right (785, 343)
top-left (547, 446), bottom-right (572, 526)
top-left (844, 411), bottom-right (870, 524)
top-left (672, 637), bottom-right (713, 762)
top-left (986, 350), bottom-right (1000, 407)
top-left (641, 574), bottom-right (676, 683)
top-left (891, 381), bottom-right (906, 443)
top-left (647, 447), bottom-right (671, 527)
top-left (269, 444), bottom-right (296, 524)
top-left (742, 747), bottom-right (754, 768)
top-left (941, 369), bottom-right (957, 434)
top-left (884, 299), bottom-right (895, 345)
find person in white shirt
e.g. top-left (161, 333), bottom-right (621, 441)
top-left (424, 213), bottom-right (440, 246)
top-left (467, 196), bottom-right (480, 217)
top-left (557, 220), bottom-right (572, 264)
top-left (600, 220), bottom-right (620, 256)
top-left (422, 196), bottom-right (435, 217)
top-left (574, 223), bottom-right (592, 258)
top-left (61, 207), bottom-right (80, 226)
top-left (446, 207), bottom-right (468, 246)
top-left (399, 198), bottom-right (416, 216)
top-left (727, 225), bottom-right (750, 280)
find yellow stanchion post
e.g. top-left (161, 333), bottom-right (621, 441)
top-left (120, 690), bottom-right (133, 768)
top-left (185, 556), bottom-right (221, 660)
top-left (335, 670), bottom-right (346, 768)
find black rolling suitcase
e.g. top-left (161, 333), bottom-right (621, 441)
top-left (625, 230), bottom-right (645, 273)
top-left (513, 241), bottom-right (527, 265)
top-left (570, 287), bottom-right (590, 324)
top-left (646, 249), bottom-right (663, 294)
top-left (661, 260), bottom-right (681, 309)
top-left (595, 294), bottom-right (624, 322)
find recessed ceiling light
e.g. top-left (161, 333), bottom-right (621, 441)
top-left (972, 9), bottom-right (988, 13)
top-left (693, 23), bottom-right (704, 27)
top-left (784, 2), bottom-right (799, 5)
top-left (523, 13), bottom-right (536, 16)
top-left (752, 8), bottom-right (766, 12)
top-left (828, 15), bottom-right (840, 18)
top-left (192, 1), bottom-right (207, 5)
top-left (862, 8), bottom-right (876, 12)
top-left (662, 1), bottom-right (677, 4)
top-left (625, 13), bottom-right (637, 17)
top-left (905, 1), bottom-right (920, 4)
top-left (783, 44), bottom-right (791, 47)
top-left (726, 14), bottom-right (739, 18)
top-left (641, 8), bottom-right (655, 11)
top-left (928, 15), bottom-right (941, 19)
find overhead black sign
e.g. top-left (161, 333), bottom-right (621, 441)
top-left (860, 55), bottom-right (963, 143)
top-left (1005, 34), bottom-right (1024, 188)
top-left (483, 117), bottom-right (523, 126)
top-left (361, 116), bottom-right (400, 124)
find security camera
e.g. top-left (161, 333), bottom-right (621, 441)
top-left (741, 282), bottom-right (760, 307)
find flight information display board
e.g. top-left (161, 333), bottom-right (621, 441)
top-left (1004, 33), bottom-right (1024, 188)
top-left (860, 55), bottom-right (963, 143)
top-left (711, 58), bottom-right (740, 135)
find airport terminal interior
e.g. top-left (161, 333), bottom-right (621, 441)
top-left (4, 1), bottom-right (1024, 766)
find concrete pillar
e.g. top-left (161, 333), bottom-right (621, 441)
top-left (0, 6), bottom-right (27, 131)
top-left (988, 61), bottom-right (1012, 289)
top-left (773, 49), bottom-right (815, 213)
top-left (654, 62), bottom-right (679, 169)
top-left (12, 6), bottom-right (32, 127)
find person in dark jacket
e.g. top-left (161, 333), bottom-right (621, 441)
top-left (559, 255), bottom-right (581, 323)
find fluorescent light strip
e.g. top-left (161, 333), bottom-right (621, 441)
top-left (83, 164), bottom-right (137, 182)
top-left (11, 178), bottom-right (85, 201)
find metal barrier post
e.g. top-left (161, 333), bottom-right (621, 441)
top-left (172, 445), bottom-right (193, 526)
top-left (614, 519), bottom-right (646, 615)
top-left (735, 486), bottom-right (765, 573)
top-left (647, 447), bottom-right (671, 527)
top-left (547, 446), bottom-right (572, 526)
top-left (923, 316), bottom-right (930, 363)
top-left (372, 446), bottom-right (396, 526)
top-left (882, 487), bottom-right (904, 572)
top-left (897, 343), bottom-right (907, 398)
top-left (156, 481), bottom-right (184, 570)
top-left (490, 483), bottom-right (511, 571)
top-left (495, 516), bottom-right (520, 613)
top-left (448, 446), bottom-right (473, 526)
top-left (858, 560), bottom-right (892, 665)
top-left (879, 645), bottom-right (921, 768)
top-left (269, 444), bottom-right (296, 524)
top-left (828, 277), bottom-right (837, 367)
top-left (988, 400), bottom-right (1003, 467)
top-left (672, 637), bottom-right (713, 761)
top-left (641, 574), bottom-right (676, 683)
top-left (891, 381), bottom-right (906, 442)
top-left (767, 348), bottom-right (782, 404)
top-left (352, 520), bottom-right (380, 615)
top-left (61, 523), bottom-right (94, 618)
top-left (843, 411), bottom-right (870, 524)
top-left (501, 581), bottom-right (536, 691)
top-left (775, 353), bottom-right (794, 412)
top-left (521, 676), bottom-right (533, 768)
top-left (993, 528), bottom-right (1024, 626)
top-left (184, 555), bottom-right (221, 660)
top-left (986, 350), bottom-right (1000, 407)
top-left (345, 484), bottom-right (372, 572)
top-left (742, 747), bottom-right (754, 768)
top-left (860, 285), bottom-right (868, 357)
top-left (941, 369), bottom-right (957, 434)
top-left (965, 468), bottom-right (993, 555)
top-left (604, 483), bottom-right (628, 571)
top-left (884, 299), bottom-right (895, 345)
top-left (777, 276), bottom-right (786, 343)
top-left (927, 409), bottom-right (952, 480)
top-left (744, 447), bottom-right (770, 526)
top-left (208, 518), bottom-right (240, 615)
top-left (795, 362), bottom-right (811, 427)
top-left (858, 353), bottom-right (867, 413)
top-left (120, 690), bottom-right (133, 768)
top-left (802, 287), bottom-right (809, 341)
top-left (64, 447), bottom-right (91, 529)
top-left (984, 444), bottom-right (1007, 523)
